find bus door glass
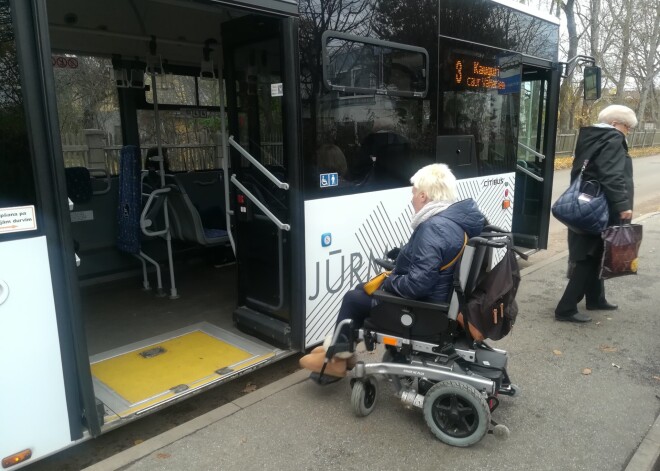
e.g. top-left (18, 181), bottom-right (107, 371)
top-left (437, 37), bottom-right (522, 232)
top-left (512, 65), bottom-right (552, 249)
top-left (223, 16), bottom-right (291, 325)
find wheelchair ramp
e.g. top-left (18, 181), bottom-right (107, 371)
top-left (90, 323), bottom-right (277, 423)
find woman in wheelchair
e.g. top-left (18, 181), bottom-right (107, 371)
top-left (300, 164), bottom-right (484, 379)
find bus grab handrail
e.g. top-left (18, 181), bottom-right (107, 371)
top-left (517, 141), bottom-right (546, 160)
top-left (516, 164), bottom-right (544, 182)
top-left (230, 175), bottom-right (291, 231)
top-left (140, 186), bottom-right (172, 236)
top-left (228, 136), bottom-right (290, 190)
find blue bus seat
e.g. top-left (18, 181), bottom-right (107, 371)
top-left (166, 171), bottom-right (229, 247)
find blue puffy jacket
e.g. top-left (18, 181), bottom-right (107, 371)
top-left (382, 198), bottom-right (484, 303)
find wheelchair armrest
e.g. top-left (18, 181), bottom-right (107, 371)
top-left (483, 224), bottom-right (507, 233)
top-left (374, 258), bottom-right (395, 271)
top-left (372, 289), bottom-right (450, 312)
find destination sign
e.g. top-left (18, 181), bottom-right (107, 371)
top-left (452, 56), bottom-right (505, 91)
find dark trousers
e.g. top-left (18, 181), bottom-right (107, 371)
top-left (335, 284), bottom-right (373, 329)
top-left (555, 257), bottom-right (606, 316)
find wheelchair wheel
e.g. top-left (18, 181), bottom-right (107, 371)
top-left (351, 377), bottom-right (378, 417)
top-left (423, 380), bottom-right (490, 447)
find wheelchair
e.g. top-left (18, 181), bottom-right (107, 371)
top-left (315, 227), bottom-right (520, 447)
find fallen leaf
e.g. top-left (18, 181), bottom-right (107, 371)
top-left (582, 368), bottom-right (592, 375)
top-left (606, 317), bottom-right (612, 320)
top-left (612, 363), bottom-right (621, 369)
top-left (652, 375), bottom-right (660, 382)
top-left (156, 453), bottom-right (171, 459)
top-left (242, 383), bottom-right (258, 393)
top-left (134, 439), bottom-right (144, 445)
top-left (599, 344), bottom-right (619, 353)
top-left (595, 321), bottom-right (602, 326)
top-left (553, 349), bottom-right (562, 356)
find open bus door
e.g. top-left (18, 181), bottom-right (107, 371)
top-left (222, 15), bottom-right (302, 348)
top-left (38, 0), bottom-right (301, 435)
top-left (512, 61), bottom-right (560, 251)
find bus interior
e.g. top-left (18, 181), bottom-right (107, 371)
top-left (47, 0), bottom-right (294, 428)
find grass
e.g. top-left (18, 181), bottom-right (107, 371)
top-left (553, 146), bottom-right (660, 170)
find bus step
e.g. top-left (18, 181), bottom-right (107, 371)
top-left (233, 306), bottom-right (291, 349)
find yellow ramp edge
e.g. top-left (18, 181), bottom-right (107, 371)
top-left (92, 330), bottom-right (253, 405)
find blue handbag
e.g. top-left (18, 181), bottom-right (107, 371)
top-left (551, 160), bottom-right (609, 235)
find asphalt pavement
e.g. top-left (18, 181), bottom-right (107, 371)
top-left (86, 214), bottom-right (660, 471)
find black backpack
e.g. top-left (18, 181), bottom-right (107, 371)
top-left (459, 237), bottom-right (521, 341)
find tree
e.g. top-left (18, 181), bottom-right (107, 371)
top-left (299, 0), bottom-right (373, 103)
top-left (629, 0), bottom-right (660, 124)
top-left (53, 56), bottom-right (117, 134)
top-left (556, 0), bottom-right (580, 131)
top-left (534, 0), bottom-right (659, 129)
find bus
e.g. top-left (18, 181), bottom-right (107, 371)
top-left (0, 0), bottom-right (598, 467)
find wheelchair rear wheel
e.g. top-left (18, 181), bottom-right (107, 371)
top-left (351, 378), bottom-right (378, 417)
top-left (423, 380), bottom-right (490, 447)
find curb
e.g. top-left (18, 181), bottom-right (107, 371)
top-left (83, 369), bottom-right (309, 471)
top-left (624, 412), bottom-right (660, 471)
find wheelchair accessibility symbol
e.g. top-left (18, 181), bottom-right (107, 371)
top-left (319, 173), bottom-right (339, 188)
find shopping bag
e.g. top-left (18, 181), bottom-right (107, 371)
top-left (551, 160), bottom-right (609, 235)
top-left (600, 224), bottom-right (643, 279)
top-left (363, 271), bottom-right (391, 295)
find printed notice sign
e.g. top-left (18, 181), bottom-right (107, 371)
top-left (0, 206), bottom-right (37, 234)
top-left (271, 83), bottom-right (283, 97)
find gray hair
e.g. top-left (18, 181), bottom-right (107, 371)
top-left (410, 164), bottom-right (457, 202)
top-left (598, 105), bottom-right (638, 129)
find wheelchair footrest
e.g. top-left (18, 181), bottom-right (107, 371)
top-left (309, 372), bottom-right (343, 386)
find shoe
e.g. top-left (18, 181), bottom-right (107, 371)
top-left (586, 302), bottom-right (618, 311)
top-left (555, 312), bottom-right (592, 323)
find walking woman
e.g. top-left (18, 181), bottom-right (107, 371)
top-left (555, 105), bottom-right (637, 322)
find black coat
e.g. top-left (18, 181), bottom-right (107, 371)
top-left (568, 125), bottom-right (634, 261)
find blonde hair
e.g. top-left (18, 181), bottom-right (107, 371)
top-left (598, 105), bottom-right (638, 129)
top-left (410, 164), bottom-right (457, 202)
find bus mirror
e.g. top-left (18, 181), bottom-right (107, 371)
top-left (584, 66), bottom-right (601, 100)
